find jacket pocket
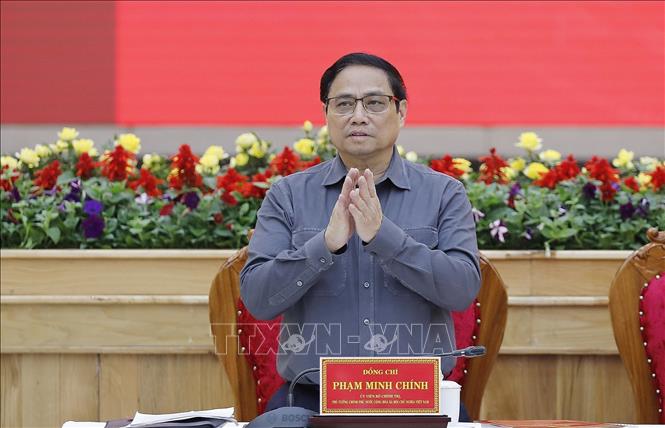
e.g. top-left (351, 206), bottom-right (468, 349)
top-left (384, 227), bottom-right (438, 295)
top-left (292, 229), bottom-right (347, 296)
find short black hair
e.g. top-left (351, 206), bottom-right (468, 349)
top-left (319, 52), bottom-right (408, 103)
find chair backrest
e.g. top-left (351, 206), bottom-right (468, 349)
top-left (609, 227), bottom-right (665, 424)
top-left (209, 249), bottom-right (508, 421)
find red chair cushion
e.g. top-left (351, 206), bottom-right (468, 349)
top-left (449, 299), bottom-right (481, 383)
top-left (237, 297), bottom-right (480, 414)
top-left (236, 299), bottom-right (284, 414)
top-left (640, 272), bottom-right (665, 423)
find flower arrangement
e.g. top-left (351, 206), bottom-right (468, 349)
top-left (1, 125), bottom-right (663, 250)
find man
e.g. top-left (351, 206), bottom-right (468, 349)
top-left (240, 53), bottom-right (480, 416)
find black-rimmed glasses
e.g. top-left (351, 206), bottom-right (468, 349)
top-left (325, 94), bottom-right (399, 115)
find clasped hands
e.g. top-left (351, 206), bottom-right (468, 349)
top-left (324, 168), bottom-right (383, 252)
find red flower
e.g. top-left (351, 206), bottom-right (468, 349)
top-left (213, 213), bottom-right (224, 224)
top-left (217, 168), bottom-right (248, 192)
top-left (584, 157), bottom-right (620, 201)
top-left (75, 153), bottom-right (96, 179)
top-left (623, 176), bottom-right (640, 193)
top-left (33, 160), bottom-right (61, 190)
top-left (270, 147), bottom-right (299, 176)
top-left (430, 155), bottom-right (465, 179)
top-left (128, 169), bottom-right (164, 197)
top-left (221, 191), bottom-right (238, 206)
top-left (101, 146), bottom-right (134, 182)
top-left (534, 155), bottom-right (580, 189)
top-left (0, 165), bottom-right (20, 191)
top-left (557, 155), bottom-right (580, 180)
top-left (159, 203), bottom-right (174, 216)
top-left (478, 148), bottom-right (509, 184)
top-left (168, 144), bottom-right (203, 190)
top-left (648, 164), bottom-right (665, 192)
top-left (585, 157), bottom-right (619, 184)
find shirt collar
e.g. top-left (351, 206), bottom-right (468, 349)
top-left (321, 146), bottom-right (411, 190)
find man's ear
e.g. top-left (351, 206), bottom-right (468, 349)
top-left (322, 102), bottom-right (328, 124)
top-left (398, 99), bottom-right (407, 128)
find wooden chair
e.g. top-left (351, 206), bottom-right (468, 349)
top-left (609, 227), bottom-right (665, 423)
top-left (209, 249), bottom-right (508, 421)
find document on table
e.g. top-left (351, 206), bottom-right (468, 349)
top-left (123, 407), bottom-right (235, 428)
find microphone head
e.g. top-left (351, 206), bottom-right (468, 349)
top-left (245, 407), bottom-right (316, 428)
top-left (465, 345), bottom-right (486, 357)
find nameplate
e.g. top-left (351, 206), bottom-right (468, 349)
top-left (320, 357), bottom-right (440, 415)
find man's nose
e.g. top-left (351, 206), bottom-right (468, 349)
top-left (350, 100), bottom-right (369, 124)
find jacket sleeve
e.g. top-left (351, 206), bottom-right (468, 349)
top-left (363, 180), bottom-right (480, 311)
top-left (239, 182), bottom-right (339, 320)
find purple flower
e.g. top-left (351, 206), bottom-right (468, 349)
top-left (69, 179), bottom-right (81, 193)
top-left (490, 219), bottom-right (509, 243)
top-left (182, 192), bottom-right (200, 210)
top-left (10, 187), bottom-right (21, 202)
top-left (135, 193), bottom-right (151, 205)
top-left (558, 205), bottom-right (567, 216)
top-left (636, 198), bottom-right (650, 217)
top-left (44, 186), bottom-right (58, 196)
top-left (83, 199), bottom-right (103, 215)
top-left (582, 183), bottom-right (596, 199)
top-left (509, 183), bottom-right (522, 198)
top-left (82, 214), bottom-right (105, 239)
top-left (58, 203), bottom-right (67, 213)
top-left (64, 191), bottom-right (80, 202)
top-left (619, 202), bottom-right (635, 220)
top-left (471, 207), bottom-right (485, 224)
top-left (522, 227), bottom-right (533, 241)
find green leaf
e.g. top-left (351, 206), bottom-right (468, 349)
top-left (46, 227), bottom-right (61, 244)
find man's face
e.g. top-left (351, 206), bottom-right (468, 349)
top-left (324, 65), bottom-right (407, 164)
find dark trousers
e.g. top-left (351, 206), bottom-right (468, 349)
top-left (266, 382), bottom-right (472, 422)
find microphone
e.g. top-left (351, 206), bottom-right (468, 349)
top-left (245, 345), bottom-right (486, 428)
top-left (441, 345), bottom-right (486, 358)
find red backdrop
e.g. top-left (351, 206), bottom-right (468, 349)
top-left (2, 1), bottom-right (664, 125)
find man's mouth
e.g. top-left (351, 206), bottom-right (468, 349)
top-left (349, 131), bottom-right (370, 137)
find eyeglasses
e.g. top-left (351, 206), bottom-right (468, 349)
top-left (325, 94), bottom-right (399, 116)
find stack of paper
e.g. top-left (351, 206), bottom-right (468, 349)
top-left (123, 408), bottom-right (236, 428)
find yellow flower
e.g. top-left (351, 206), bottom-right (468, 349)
top-left (303, 120), bottom-right (313, 133)
top-left (405, 151), bottom-right (418, 162)
top-left (34, 144), bottom-right (51, 158)
top-left (510, 157), bottom-right (526, 172)
top-left (72, 138), bottom-right (95, 155)
top-left (116, 133), bottom-right (141, 154)
top-left (234, 152), bottom-right (249, 167)
top-left (396, 145), bottom-right (405, 157)
top-left (501, 166), bottom-right (517, 180)
top-left (17, 148), bottom-right (40, 168)
top-left (50, 140), bottom-right (69, 154)
top-left (58, 127), bottom-right (79, 141)
top-left (89, 148), bottom-right (98, 157)
top-left (637, 172), bottom-right (652, 191)
top-left (453, 158), bottom-right (472, 173)
top-left (515, 132), bottom-right (542, 151)
top-left (294, 138), bottom-right (315, 156)
top-left (203, 145), bottom-right (225, 161)
top-left (248, 141), bottom-right (266, 158)
top-left (235, 133), bottom-right (258, 150)
top-left (612, 149), bottom-right (634, 170)
top-left (539, 149), bottom-right (561, 163)
top-left (198, 154), bottom-right (220, 174)
top-left (1, 156), bottom-right (19, 170)
top-left (142, 153), bottom-right (162, 170)
top-left (639, 156), bottom-right (658, 172)
top-left (523, 162), bottom-right (549, 180)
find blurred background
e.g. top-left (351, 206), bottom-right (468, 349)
top-left (2, 0), bottom-right (663, 158)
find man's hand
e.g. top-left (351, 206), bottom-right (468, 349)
top-left (324, 168), bottom-right (359, 252)
top-left (348, 169), bottom-right (383, 243)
